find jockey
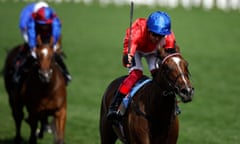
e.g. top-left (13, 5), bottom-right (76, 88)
top-left (14, 2), bottom-right (71, 84)
top-left (19, 1), bottom-right (49, 43)
top-left (107, 11), bottom-right (180, 120)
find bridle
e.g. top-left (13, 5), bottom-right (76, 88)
top-left (36, 46), bottom-right (54, 83)
top-left (158, 53), bottom-right (190, 96)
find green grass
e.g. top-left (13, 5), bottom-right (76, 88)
top-left (0, 1), bottom-right (240, 144)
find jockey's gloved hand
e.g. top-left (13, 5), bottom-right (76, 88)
top-left (123, 54), bottom-right (135, 68)
top-left (31, 48), bottom-right (37, 59)
top-left (22, 31), bottom-right (29, 43)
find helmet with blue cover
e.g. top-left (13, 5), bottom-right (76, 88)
top-left (147, 11), bottom-right (171, 35)
top-left (33, 7), bottom-right (55, 24)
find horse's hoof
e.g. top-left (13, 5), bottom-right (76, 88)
top-left (44, 125), bottom-right (53, 133)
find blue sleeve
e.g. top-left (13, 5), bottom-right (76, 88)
top-left (27, 18), bottom-right (36, 49)
top-left (52, 17), bottom-right (62, 45)
top-left (19, 3), bottom-right (35, 30)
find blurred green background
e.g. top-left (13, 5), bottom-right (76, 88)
top-left (0, 1), bottom-right (240, 144)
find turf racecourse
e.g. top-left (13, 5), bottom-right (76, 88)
top-left (0, 1), bottom-right (240, 144)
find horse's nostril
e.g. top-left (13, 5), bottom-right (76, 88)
top-left (180, 89), bottom-right (188, 95)
top-left (180, 87), bottom-right (194, 98)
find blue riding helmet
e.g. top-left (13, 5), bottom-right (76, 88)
top-left (147, 11), bottom-right (171, 35)
top-left (34, 7), bottom-right (55, 24)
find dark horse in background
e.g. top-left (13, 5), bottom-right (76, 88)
top-left (3, 36), bottom-right (67, 144)
top-left (100, 48), bottom-right (194, 144)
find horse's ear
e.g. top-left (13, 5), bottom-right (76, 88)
top-left (158, 45), bottom-right (181, 59)
top-left (37, 35), bottom-right (42, 46)
top-left (158, 48), bottom-right (168, 59)
top-left (175, 44), bottom-right (180, 53)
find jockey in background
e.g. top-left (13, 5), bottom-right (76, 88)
top-left (14, 1), bottom-right (71, 84)
top-left (19, 1), bottom-right (49, 43)
top-left (107, 11), bottom-right (181, 120)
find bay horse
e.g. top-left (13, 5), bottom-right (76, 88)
top-left (3, 36), bottom-right (67, 144)
top-left (100, 50), bottom-right (194, 144)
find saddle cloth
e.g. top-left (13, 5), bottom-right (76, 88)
top-left (118, 77), bottom-right (152, 116)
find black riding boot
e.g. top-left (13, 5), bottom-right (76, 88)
top-left (107, 91), bottom-right (125, 121)
top-left (54, 54), bottom-right (72, 83)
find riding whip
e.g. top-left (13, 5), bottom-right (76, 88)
top-left (128, 0), bottom-right (134, 54)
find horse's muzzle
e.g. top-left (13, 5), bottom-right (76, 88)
top-left (38, 69), bottom-right (53, 83)
top-left (177, 87), bottom-right (194, 103)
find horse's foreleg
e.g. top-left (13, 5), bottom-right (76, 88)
top-left (167, 116), bottom-right (179, 144)
top-left (53, 107), bottom-right (66, 144)
top-left (12, 99), bottom-right (24, 144)
top-left (128, 114), bottom-right (150, 144)
top-left (28, 117), bottom-right (38, 144)
top-left (38, 117), bottom-right (52, 139)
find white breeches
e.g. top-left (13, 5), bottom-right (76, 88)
top-left (129, 50), bottom-right (160, 73)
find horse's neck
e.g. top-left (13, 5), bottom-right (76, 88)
top-left (153, 73), bottom-right (171, 92)
top-left (146, 79), bottom-right (176, 119)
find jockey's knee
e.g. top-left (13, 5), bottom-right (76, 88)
top-left (119, 70), bottom-right (143, 94)
top-left (129, 69), bottom-right (143, 79)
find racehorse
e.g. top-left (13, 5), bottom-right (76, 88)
top-left (3, 35), bottom-right (67, 144)
top-left (100, 49), bottom-right (194, 144)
